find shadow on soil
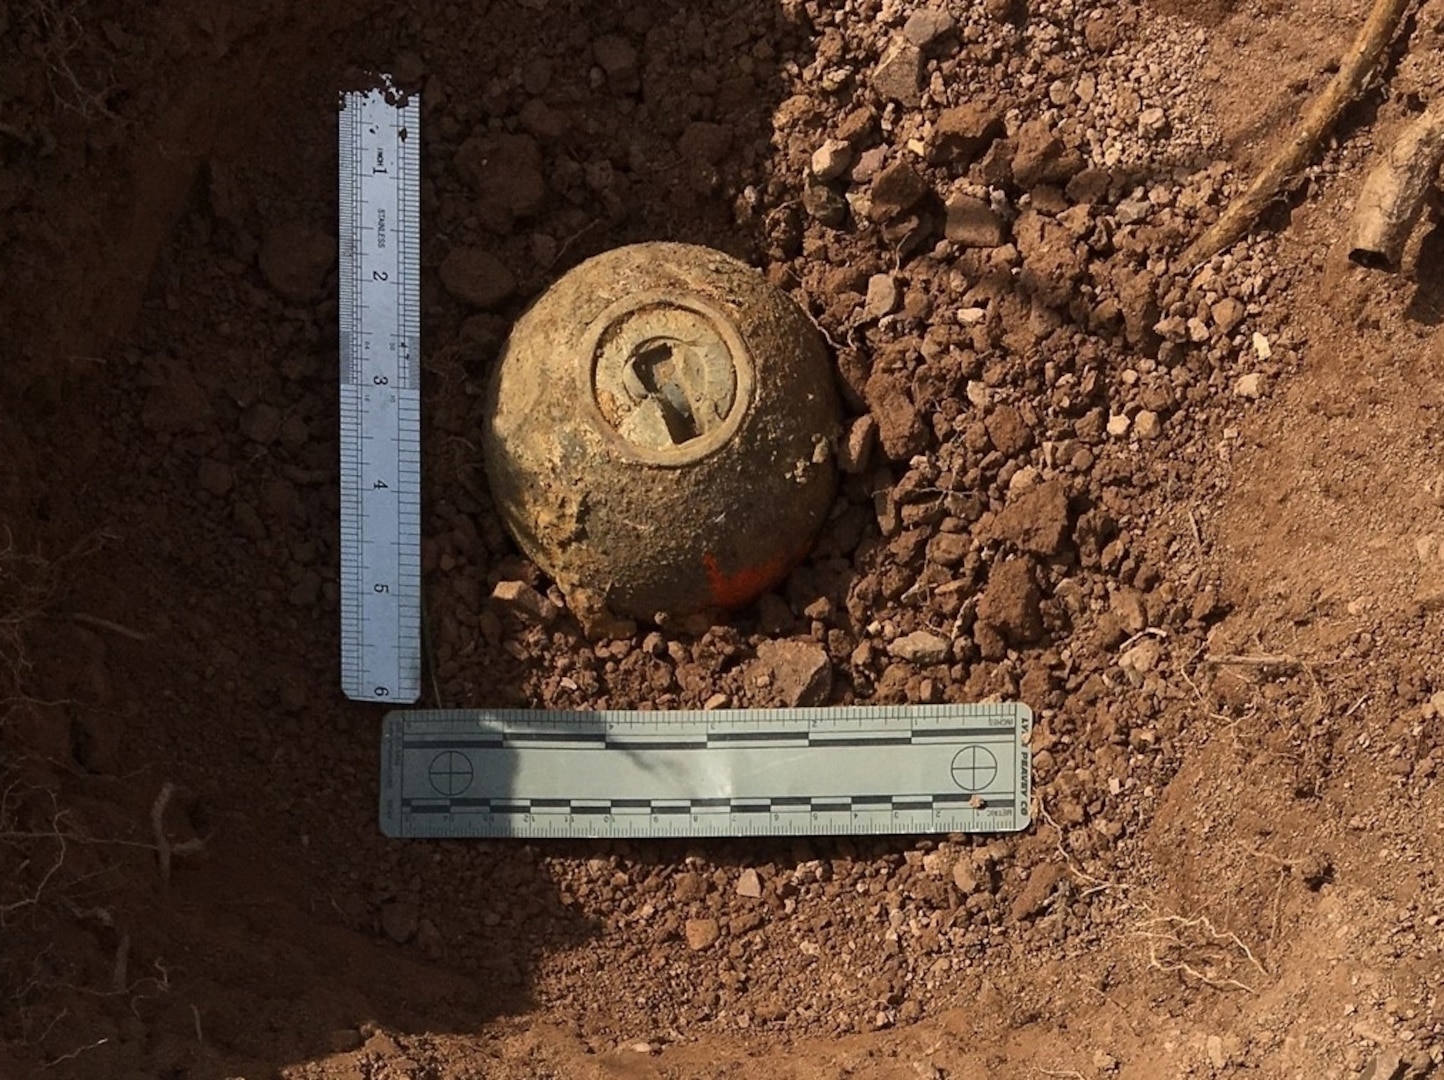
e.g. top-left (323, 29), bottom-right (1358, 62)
top-left (0, 0), bottom-right (811, 1075)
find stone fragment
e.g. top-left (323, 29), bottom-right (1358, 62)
top-left (889, 630), bottom-right (950, 665)
top-left (736, 869), bottom-right (763, 899)
top-left (1009, 862), bottom-right (1064, 920)
top-left (1011, 118), bottom-right (1083, 188)
top-left (838, 415), bottom-right (878, 474)
top-left (685, 918), bottom-right (720, 951)
top-left (869, 161), bottom-right (929, 220)
top-left (944, 194), bottom-right (1007, 247)
top-left (1234, 372), bottom-right (1266, 399)
top-left (810, 139), bottom-right (853, 181)
top-left (976, 557), bottom-right (1044, 643)
top-left (872, 40), bottom-right (923, 106)
top-left (491, 580), bottom-right (558, 624)
top-left (902, 9), bottom-right (956, 47)
top-left (990, 479), bottom-right (1069, 556)
top-left (928, 102), bottom-right (1004, 164)
top-left (864, 274), bottom-right (900, 318)
top-left (753, 639), bottom-right (833, 707)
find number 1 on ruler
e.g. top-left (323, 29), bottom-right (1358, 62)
top-left (339, 83), bottom-right (422, 703)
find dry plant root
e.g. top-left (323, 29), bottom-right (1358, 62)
top-left (1348, 97), bottom-right (1444, 269)
top-left (1181, 0), bottom-right (1413, 267)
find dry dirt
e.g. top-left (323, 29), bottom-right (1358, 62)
top-left (3, 0), bottom-right (1444, 1077)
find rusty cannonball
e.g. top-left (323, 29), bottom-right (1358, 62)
top-left (482, 242), bottom-right (840, 626)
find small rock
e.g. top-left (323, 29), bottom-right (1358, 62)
top-left (1106, 413), bottom-right (1131, 437)
top-left (439, 248), bottom-right (517, 310)
top-left (1119, 638), bottom-right (1162, 683)
top-left (902, 9), bottom-right (955, 47)
top-left (380, 900), bottom-right (419, 944)
top-left (889, 630), bottom-right (950, 665)
top-left (872, 39), bottom-right (923, 106)
top-left (1133, 410), bottom-right (1161, 439)
top-left (984, 0), bottom-right (1022, 21)
top-left (951, 861), bottom-right (980, 893)
top-left (1110, 588), bottom-right (1148, 633)
top-left (976, 558), bottom-right (1043, 644)
top-left (1234, 372), bottom-right (1266, 399)
top-left (1252, 331), bottom-right (1273, 360)
top-left (685, 917), bottom-right (720, 951)
top-left (802, 180), bottom-right (848, 226)
top-left (754, 639), bottom-right (833, 706)
top-left (928, 103), bottom-right (1004, 165)
top-left (1187, 317), bottom-right (1210, 343)
top-left (196, 460), bottom-right (233, 496)
top-left (674, 872), bottom-right (706, 902)
top-left (850, 145), bottom-right (888, 184)
top-left (736, 869), bottom-right (763, 899)
top-left (869, 160), bottom-right (929, 220)
top-left (1115, 197), bottom-right (1151, 225)
top-left (491, 580), bottom-right (558, 624)
top-left (989, 479), bottom-right (1069, 556)
top-left (838, 415), bottom-right (878, 475)
top-left (1012, 118), bottom-right (1082, 188)
top-left (1139, 106), bottom-right (1168, 135)
top-left (811, 138), bottom-right (853, 181)
top-left (258, 222), bottom-right (335, 302)
top-left (944, 194), bottom-right (1007, 247)
top-left (1212, 297), bottom-right (1246, 334)
top-left (1093, 1050), bottom-right (1119, 1072)
top-left (984, 405), bottom-right (1033, 457)
top-left (928, 531), bottom-right (969, 567)
top-left (1206, 1035), bottom-right (1226, 1069)
top-left (864, 274), bottom-right (900, 318)
top-left (864, 368), bottom-right (930, 461)
top-left (1009, 862), bottom-right (1064, 921)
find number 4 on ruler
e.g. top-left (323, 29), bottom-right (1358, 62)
top-left (338, 82), bottom-right (423, 703)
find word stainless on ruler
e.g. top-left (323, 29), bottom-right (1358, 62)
top-left (338, 82), bottom-right (422, 703)
top-left (380, 704), bottom-right (1031, 839)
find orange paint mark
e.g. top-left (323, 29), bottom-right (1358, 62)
top-left (702, 549), bottom-right (802, 610)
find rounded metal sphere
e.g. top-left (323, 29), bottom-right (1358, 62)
top-left (482, 242), bottom-right (840, 623)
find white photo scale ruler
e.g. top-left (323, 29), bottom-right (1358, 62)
top-left (338, 84), bottom-right (422, 704)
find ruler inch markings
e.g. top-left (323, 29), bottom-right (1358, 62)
top-left (379, 704), bottom-right (1032, 839)
top-left (339, 80), bottom-right (422, 704)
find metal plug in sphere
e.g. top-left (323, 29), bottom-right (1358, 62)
top-left (482, 242), bottom-right (840, 626)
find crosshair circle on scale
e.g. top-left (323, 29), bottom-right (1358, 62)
top-left (428, 751), bottom-right (474, 797)
top-left (950, 746), bottom-right (998, 792)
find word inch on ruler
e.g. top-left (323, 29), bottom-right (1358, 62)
top-left (380, 704), bottom-right (1032, 839)
top-left (339, 83), bottom-right (422, 704)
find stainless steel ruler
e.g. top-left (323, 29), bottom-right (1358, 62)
top-left (338, 83), bottom-right (422, 703)
top-left (380, 704), bottom-right (1032, 838)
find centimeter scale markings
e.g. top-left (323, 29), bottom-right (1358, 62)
top-left (380, 703), bottom-right (1032, 839)
top-left (339, 82), bottom-right (423, 703)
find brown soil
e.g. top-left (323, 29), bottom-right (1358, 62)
top-left (3, 0), bottom-right (1444, 1078)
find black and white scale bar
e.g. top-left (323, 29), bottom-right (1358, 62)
top-left (379, 704), bottom-right (1032, 839)
top-left (339, 80), bottom-right (423, 704)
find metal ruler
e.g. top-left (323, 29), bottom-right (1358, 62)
top-left (380, 704), bottom-right (1032, 839)
top-left (338, 83), bottom-right (422, 703)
